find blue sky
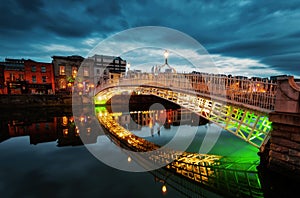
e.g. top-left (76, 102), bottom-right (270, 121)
top-left (1, 0), bottom-right (300, 78)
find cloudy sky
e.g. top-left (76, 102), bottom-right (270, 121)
top-left (1, 0), bottom-right (300, 78)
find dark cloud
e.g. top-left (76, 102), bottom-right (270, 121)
top-left (0, 0), bottom-right (299, 77)
top-left (261, 53), bottom-right (300, 75)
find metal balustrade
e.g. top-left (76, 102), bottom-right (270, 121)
top-left (94, 72), bottom-right (275, 148)
top-left (95, 73), bottom-right (277, 111)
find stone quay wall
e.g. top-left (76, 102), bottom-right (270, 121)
top-left (262, 76), bottom-right (300, 178)
top-left (0, 94), bottom-right (92, 108)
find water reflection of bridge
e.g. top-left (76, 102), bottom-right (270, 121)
top-left (97, 110), bottom-right (262, 197)
top-left (95, 72), bottom-right (276, 148)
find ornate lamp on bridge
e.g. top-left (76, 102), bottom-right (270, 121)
top-left (153, 50), bottom-right (176, 74)
top-left (164, 50), bottom-right (169, 65)
top-left (126, 62), bottom-right (131, 76)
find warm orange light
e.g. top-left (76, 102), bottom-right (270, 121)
top-left (149, 120), bottom-right (153, 128)
top-left (90, 84), bottom-right (94, 88)
top-left (62, 116), bottom-right (68, 126)
top-left (76, 126), bottom-right (80, 135)
top-left (67, 82), bottom-right (72, 87)
top-left (162, 185), bottom-right (167, 194)
top-left (80, 116), bottom-right (85, 122)
top-left (69, 117), bottom-right (74, 122)
top-left (63, 129), bottom-right (68, 135)
top-left (78, 83), bottom-right (83, 88)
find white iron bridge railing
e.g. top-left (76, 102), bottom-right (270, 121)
top-left (95, 72), bottom-right (278, 111)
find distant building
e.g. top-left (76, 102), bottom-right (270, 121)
top-left (51, 55), bottom-right (84, 94)
top-left (24, 59), bottom-right (55, 94)
top-left (270, 75), bottom-right (288, 82)
top-left (1, 58), bottom-right (26, 94)
top-left (83, 54), bottom-right (127, 86)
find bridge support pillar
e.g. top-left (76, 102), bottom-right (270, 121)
top-left (259, 76), bottom-right (300, 178)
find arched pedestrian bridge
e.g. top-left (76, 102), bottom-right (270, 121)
top-left (94, 72), bottom-right (278, 148)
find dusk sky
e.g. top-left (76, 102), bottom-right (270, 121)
top-left (1, 0), bottom-right (300, 78)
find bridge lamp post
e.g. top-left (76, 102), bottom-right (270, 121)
top-left (164, 50), bottom-right (169, 65)
top-left (126, 62), bottom-right (131, 76)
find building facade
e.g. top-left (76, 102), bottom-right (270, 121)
top-left (74, 54), bottom-right (127, 95)
top-left (84, 54), bottom-right (127, 87)
top-left (24, 59), bottom-right (55, 94)
top-left (52, 55), bottom-right (84, 94)
top-left (1, 58), bottom-right (26, 94)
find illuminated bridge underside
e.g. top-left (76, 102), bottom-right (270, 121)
top-left (97, 110), bottom-right (262, 197)
top-left (95, 86), bottom-right (272, 148)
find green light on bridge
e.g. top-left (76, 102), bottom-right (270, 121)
top-left (94, 96), bottom-right (108, 105)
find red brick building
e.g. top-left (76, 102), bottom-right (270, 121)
top-left (24, 59), bottom-right (55, 94)
top-left (0, 58), bottom-right (55, 94)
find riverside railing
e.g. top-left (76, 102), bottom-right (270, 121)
top-left (95, 72), bottom-right (278, 111)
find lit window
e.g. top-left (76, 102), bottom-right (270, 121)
top-left (19, 74), bottom-right (24, 81)
top-left (32, 66), bottom-right (36, 72)
top-left (59, 79), bottom-right (66, 89)
top-left (72, 67), bottom-right (77, 77)
top-left (10, 73), bottom-right (15, 81)
top-left (83, 68), bottom-right (89, 76)
top-left (32, 76), bottom-right (36, 83)
top-left (41, 66), bottom-right (46, 73)
top-left (59, 66), bottom-right (65, 75)
top-left (42, 76), bottom-right (47, 83)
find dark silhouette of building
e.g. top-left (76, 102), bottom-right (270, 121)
top-left (0, 64), bottom-right (4, 94)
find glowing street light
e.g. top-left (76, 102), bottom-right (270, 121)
top-left (161, 184), bottom-right (167, 194)
top-left (163, 50), bottom-right (169, 65)
top-left (126, 62), bottom-right (131, 76)
top-left (127, 62), bottom-right (131, 71)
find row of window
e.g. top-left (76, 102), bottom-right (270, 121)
top-left (59, 66), bottom-right (89, 76)
top-left (9, 73), bottom-right (48, 83)
top-left (31, 66), bottom-right (47, 73)
top-left (32, 76), bottom-right (47, 83)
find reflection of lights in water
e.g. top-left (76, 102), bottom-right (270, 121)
top-left (161, 185), bottom-right (167, 194)
top-left (127, 156), bottom-right (131, 163)
top-left (63, 129), bottom-right (68, 135)
top-left (76, 126), bottom-right (80, 136)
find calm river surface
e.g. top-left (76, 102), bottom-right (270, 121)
top-left (0, 106), bottom-right (297, 198)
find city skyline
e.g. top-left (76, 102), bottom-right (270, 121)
top-left (0, 0), bottom-right (299, 78)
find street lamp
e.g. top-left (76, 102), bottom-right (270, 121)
top-left (127, 62), bottom-right (131, 70)
top-left (126, 62), bottom-right (131, 76)
top-left (163, 50), bottom-right (169, 65)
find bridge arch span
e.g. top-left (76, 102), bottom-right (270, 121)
top-left (95, 84), bottom-right (272, 148)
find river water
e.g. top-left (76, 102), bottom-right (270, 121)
top-left (0, 107), bottom-right (297, 198)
